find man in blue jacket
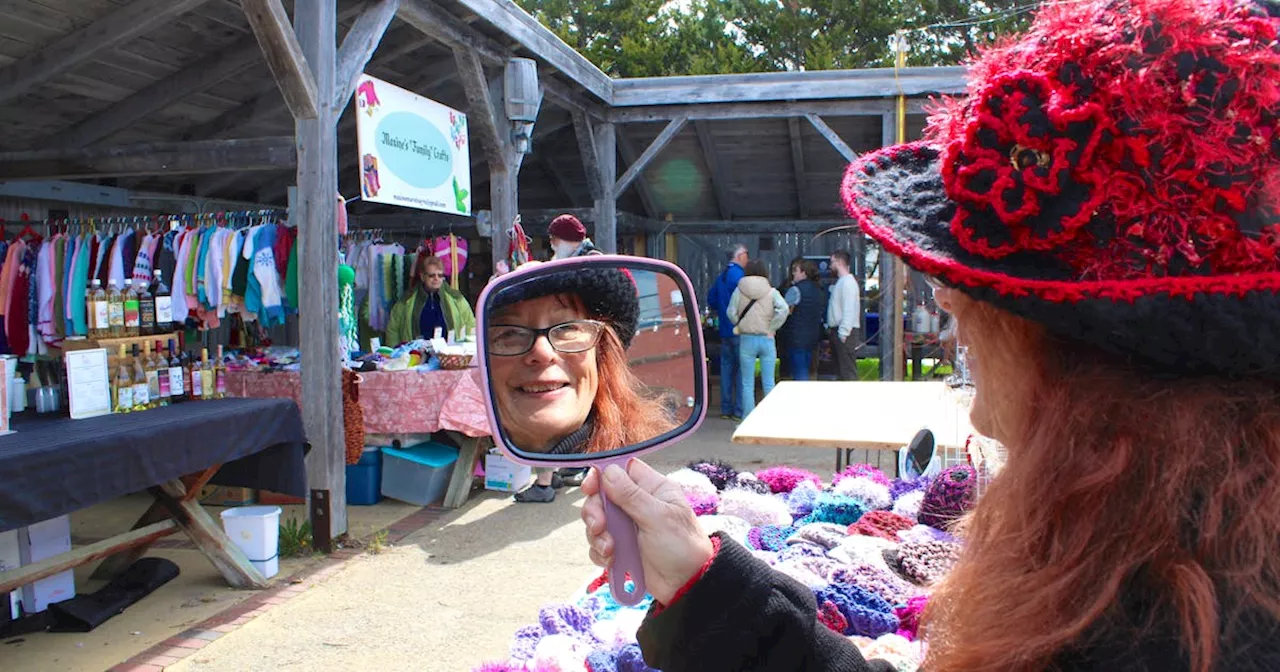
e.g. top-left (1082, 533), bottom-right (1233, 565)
top-left (707, 244), bottom-right (748, 420)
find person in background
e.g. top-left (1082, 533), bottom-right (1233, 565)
top-left (385, 255), bottom-right (475, 347)
top-left (826, 249), bottom-right (861, 381)
top-left (727, 260), bottom-right (788, 418)
top-left (706, 244), bottom-right (748, 420)
top-left (781, 259), bottom-right (826, 381)
top-left (548, 214), bottom-right (601, 259)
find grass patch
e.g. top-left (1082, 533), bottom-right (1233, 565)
top-left (367, 528), bottom-right (390, 555)
top-left (279, 517), bottom-right (312, 558)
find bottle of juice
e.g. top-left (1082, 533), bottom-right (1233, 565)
top-left (89, 279), bottom-right (108, 338)
top-left (107, 280), bottom-right (125, 337)
top-left (113, 344), bottom-right (134, 413)
top-left (123, 281), bottom-right (141, 337)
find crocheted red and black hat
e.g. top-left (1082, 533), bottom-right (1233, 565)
top-left (842, 0), bottom-right (1280, 377)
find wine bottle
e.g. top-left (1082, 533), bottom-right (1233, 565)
top-left (152, 270), bottom-right (173, 334)
top-left (123, 281), bottom-right (141, 337)
top-left (200, 348), bottom-right (215, 399)
top-left (167, 341), bottom-right (185, 404)
top-left (144, 342), bottom-right (164, 407)
top-left (131, 344), bottom-right (151, 410)
top-left (107, 280), bottom-right (125, 337)
top-left (215, 345), bottom-right (228, 399)
top-left (190, 348), bottom-right (204, 401)
top-left (155, 341), bottom-right (171, 402)
top-left (114, 344), bottom-right (134, 413)
top-left (138, 278), bottom-right (156, 336)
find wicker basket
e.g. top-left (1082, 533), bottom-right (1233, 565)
top-left (438, 353), bottom-right (473, 370)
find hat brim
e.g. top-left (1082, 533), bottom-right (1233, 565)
top-left (843, 142), bottom-right (1280, 378)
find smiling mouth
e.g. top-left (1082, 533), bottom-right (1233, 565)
top-left (517, 382), bottom-right (569, 394)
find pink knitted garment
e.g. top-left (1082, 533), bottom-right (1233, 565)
top-left (756, 466), bottom-right (823, 494)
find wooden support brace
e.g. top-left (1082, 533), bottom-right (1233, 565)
top-left (443, 434), bottom-right (486, 509)
top-left (613, 116), bottom-right (687, 200)
top-left (805, 114), bottom-right (857, 163)
top-left (788, 117), bottom-right (809, 219)
top-left (334, 0), bottom-right (402, 114)
top-left (453, 48), bottom-right (509, 170)
top-left (0, 521), bottom-right (179, 595)
top-left (614, 128), bottom-right (660, 219)
top-left (693, 120), bottom-right (732, 220)
top-left (242, 0), bottom-right (322, 121)
top-left (154, 480), bottom-right (268, 589)
top-left (572, 110), bottom-right (603, 201)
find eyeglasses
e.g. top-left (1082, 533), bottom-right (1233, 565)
top-left (488, 320), bottom-right (605, 356)
top-left (425, 272), bottom-right (446, 279)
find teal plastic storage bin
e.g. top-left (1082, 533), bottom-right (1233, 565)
top-left (380, 442), bottom-right (459, 506)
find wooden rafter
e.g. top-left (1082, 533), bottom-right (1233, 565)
top-left (613, 116), bottom-right (687, 200)
top-left (0, 137), bottom-right (297, 180)
top-left (453, 48), bottom-right (509, 170)
top-left (0, 0), bottom-right (213, 107)
top-left (693, 120), bottom-right (731, 220)
top-left (609, 98), bottom-right (920, 123)
top-left (334, 0), bottom-right (403, 113)
top-left (181, 80), bottom-right (285, 141)
top-left (610, 67), bottom-right (967, 107)
top-left (614, 128), bottom-right (660, 220)
top-left (787, 117), bottom-right (809, 219)
top-left (571, 110), bottom-right (602, 201)
top-left (805, 114), bottom-right (857, 163)
top-left (56, 37), bottom-right (262, 150)
top-left (242, 0), bottom-right (321, 120)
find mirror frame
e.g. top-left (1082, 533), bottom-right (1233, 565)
top-left (476, 255), bottom-right (708, 465)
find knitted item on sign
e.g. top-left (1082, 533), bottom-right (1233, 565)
top-left (813, 583), bottom-right (900, 637)
top-left (918, 465), bottom-right (977, 530)
top-left (833, 463), bottom-right (891, 487)
top-left (848, 511), bottom-right (916, 541)
top-left (746, 524), bottom-right (796, 552)
top-left (897, 540), bottom-right (962, 586)
top-left (833, 476), bottom-right (893, 510)
top-left (786, 522), bottom-right (849, 550)
top-left (667, 468), bottom-right (718, 499)
top-left (756, 466), bottom-right (822, 494)
top-left (727, 472), bottom-right (771, 495)
top-left (719, 487), bottom-right (793, 526)
top-left (685, 491), bottom-right (719, 516)
top-left (800, 492), bottom-right (868, 527)
top-left (686, 459), bottom-right (738, 490)
top-left (894, 595), bottom-right (929, 641)
top-left (696, 514), bottom-right (751, 546)
top-left (786, 480), bottom-right (822, 518)
top-left (892, 490), bottom-right (926, 521)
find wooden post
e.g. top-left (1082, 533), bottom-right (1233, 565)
top-left (293, 0), bottom-right (347, 538)
top-left (593, 120), bottom-right (617, 253)
top-left (878, 112), bottom-right (901, 382)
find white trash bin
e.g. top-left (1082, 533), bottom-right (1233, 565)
top-left (219, 506), bottom-right (282, 579)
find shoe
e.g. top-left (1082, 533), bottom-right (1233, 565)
top-left (558, 468), bottom-right (588, 487)
top-left (720, 413), bottom-right (734, 420)
top-left (514, 484), bottom-right (556, 503)
top-left (551, 472), bottom-right (564, 489)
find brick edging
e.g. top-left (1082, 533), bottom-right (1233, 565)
top-left (107, 505), bottom-right (449, 671)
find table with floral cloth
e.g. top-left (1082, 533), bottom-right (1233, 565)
top-left (225, 368), bottom-right (492, 507)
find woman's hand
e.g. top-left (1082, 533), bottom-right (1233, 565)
top-left (581, 460), bottom-right (714, 605)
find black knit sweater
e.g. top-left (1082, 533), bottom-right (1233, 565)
top-left (636, 533), bottom-right (1280, 672)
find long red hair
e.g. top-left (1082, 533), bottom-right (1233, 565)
top-left (585, 325), bottom-right (677, 453)
top-left (925, 294), bottom-right (1280, 672)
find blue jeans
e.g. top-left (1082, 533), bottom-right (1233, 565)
top-left (788, 348), bottom-right (812, 381)
top-left (739, 334), bottom-right (777, 417)
top-left (719, 335), bottom-right (742, 417)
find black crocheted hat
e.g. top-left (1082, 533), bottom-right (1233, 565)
top-left (842, 0), bottom-right (1280, 377)
top-left (490, 267), bottom-right (640, 347)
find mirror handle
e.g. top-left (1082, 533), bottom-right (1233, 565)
top-left (600, 481), bottom-right (646, 606)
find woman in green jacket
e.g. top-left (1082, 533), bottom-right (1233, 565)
top-left (385, 255), bottom-right (476, 346)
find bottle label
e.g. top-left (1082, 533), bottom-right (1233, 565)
top-left (140, 301), bottom-right (156, 330)
top-left (93, 302), bottom-right (110, 331)
top-left (117, 387), bottom-right (133, 411)
top-left (124, 300), bottom-right (140, 327)
top-left (202, 373), bottom-right (214, 397)
top-left (216, 371), bottom-right (227, 395)
top-left (146, 370), bottom-right (161, 398)
top-left (134, 383), bottom-right (150, 406)
top-left (169, 367), bottom-right (184, 397)
top-left (192, 371), bottom-right (203, 397)
top-left (155, 296), bottom-right (173, 324)
top-left (108, 303), bottom-right (124, 327)
top-left (158, 370), bottom-right (170, 397)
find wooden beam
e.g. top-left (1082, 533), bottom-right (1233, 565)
top-left (788, 117), bottom-right (809, 219)
top-left (453, 48), bottom-right (509, 170)
top-left (612, 116), bottom-right (687, 200)
top-left (693, 120), bottom-right (731, 220)
top-left (614, 128), bottom-right (660, 219)
top-left (56, 37), bottom-right (262, 149)
top-left (571, 110), bottom-right (602, 201)
top-left (610, 66), bottom-right (967, 107)
top-left (0, 520), bottom-right (179, 594)
top-left (0, 0), bottom-right (213, 106)
top-left (594, 120), bottom-right (617, 253)
top-left (334, 0), bottom-right (402, 114)
top-left (242, 0), bottom-right (322, 120)
top-left (448, 0), bottom-right (612, 103)
top-left (0, 137), bottom-right (297, 180)
top-left (806, 114), bottom-right (857, 163)
top-left (609, 99), bottom-right (914, 123)
top-left (294, 0), bottom-right (347, 538)
top-left (153, 481), bottom-right (266, 589)
top-left (181, 81), bottom-right (284, 141)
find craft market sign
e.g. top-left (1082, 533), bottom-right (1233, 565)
top-left (354, 74), bottom-right (472, 216)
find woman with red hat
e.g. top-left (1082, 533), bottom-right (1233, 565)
top-left (548, 213), bottom-right (602, 260)
top-left (579, 0), bottom-right (1280, 669)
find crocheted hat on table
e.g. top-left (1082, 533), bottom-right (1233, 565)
top-left (896, 540), bottom-right (963, 586)
top-left (747, 524), bottom-right (797, 552)
top-left (841, 0), bottom-right (1280, 378)
top-left (918, 464), bottom-right (977, 530)
top-left (814, 583), bottom-right (901, 638)
top-left (849, 510), bottom-right (917, 541)
top-left (756, 466), bottom-right (823, 494)
top-left (687, 459), bottom-right (739, 490)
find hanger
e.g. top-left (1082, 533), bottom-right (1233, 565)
top-left (16, 213), bottom-right (41, 243)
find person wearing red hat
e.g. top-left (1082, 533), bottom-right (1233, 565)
top-left (548, 214), bottom-right (602, 260)
top-left (578, 0), bottom-right (1280, 670)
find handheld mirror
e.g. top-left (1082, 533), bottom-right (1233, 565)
top-left (477, 256), bottom-right (707, 605)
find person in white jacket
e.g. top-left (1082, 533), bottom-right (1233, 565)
top-left (727, 260), bottom-right (789, 417)
top-left (826, 249), bottom-right (862, 380)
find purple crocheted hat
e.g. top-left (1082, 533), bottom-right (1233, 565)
top-left (814, 583), bottom-right (900, 637)
top-left (756, 466), bottom-right (823, 494)
top-left (747, 524), bottom-right (796, 552)
top-left (833, 463), bottom-right (891, 487)
top-left (727, 472), bottom-right (772, 495)
top-left (918, 464), bottom-right (977, 530)
top-left (687, 459), bottom-right (738, 490)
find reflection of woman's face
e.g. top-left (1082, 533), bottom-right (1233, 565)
top-left (490, 294), bottom-right (598, 452)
